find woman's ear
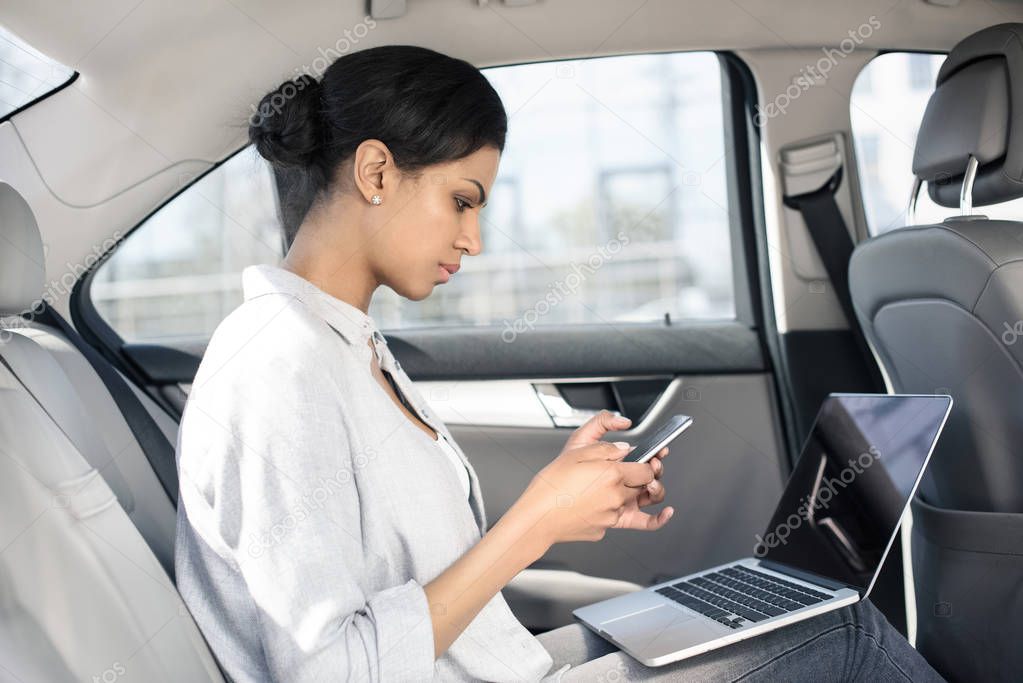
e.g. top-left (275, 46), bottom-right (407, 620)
top-left (352, 139), bottom-right (392, 204)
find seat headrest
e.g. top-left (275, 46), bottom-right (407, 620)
top-left (913, 23), bottom-right (1023, 208)
top-left (0, 183), bottom-right (45, 316)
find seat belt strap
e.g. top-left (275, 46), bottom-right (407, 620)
top-left (784, 168), bottom-right (885, 390)
top-left (0, 352), bottom-right (91, 464)
top-left (34, 305), bottom-right (180, 507)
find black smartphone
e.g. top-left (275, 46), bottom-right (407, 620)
top-left (619, 414), bottom-right (694, 463)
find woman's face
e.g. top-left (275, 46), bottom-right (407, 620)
top-left (368, 145), bottom-right (501, 300)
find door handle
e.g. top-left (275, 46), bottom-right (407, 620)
top-left (532, 383), bottom-right (621, 427)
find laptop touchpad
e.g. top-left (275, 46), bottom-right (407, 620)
top-left (605, 605), bottom-right (715, 659)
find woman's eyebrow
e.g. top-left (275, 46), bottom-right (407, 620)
top-left (462, 178), bottom-right (486, 205)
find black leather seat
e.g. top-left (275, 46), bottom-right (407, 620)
top-left (849, 23), bottom-right (1023, 683)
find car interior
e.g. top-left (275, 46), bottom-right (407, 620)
top-left (1, 1), bottom-right (1022, 680)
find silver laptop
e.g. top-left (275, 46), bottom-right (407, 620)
top-left (574, 393), bottom-right (953, 667)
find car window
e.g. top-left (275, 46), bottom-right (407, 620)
top-left (90, 147), bottom-right (283, 344)
top-left (90, 51), bottom-right (738, 343)
top-left (373, 52), bottom-right (735, 329)
top-left (851, 53), bottom-right (945, 235)
top-left (0, 25), bottom-right (74, 118)
top-left (852, 52), bottom-right (1023, 234)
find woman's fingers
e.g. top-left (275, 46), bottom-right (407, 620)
top-left (639, 478), bottom-right (665, 506)
top-left (627, 456), bottom-right (667, 505)
top-left (618, 506), bottom-right (675, 531)
top-left (563, 410), bottom-right (631, 451)
top-left (618, 461), bottom-right (656, 487)
top-left (650, 447), bottom-right (670, 468)
top-left (651, 455), bottom-right (663, 478)
top-left (574, 441), bottom-right (631, 462)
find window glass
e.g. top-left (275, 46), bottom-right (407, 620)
top-left (92, 52), bottom-right (737, 343)
top-left (0, 25), bottom-right (74, 117)
top-left (851, 52), bottom-right (1023, 233)
top-left (372, 52), bottom-right (736, 329)
top-left (851, 53), bottom-right (945, 234)
top-left (90, 148), bottom-right (282, 343)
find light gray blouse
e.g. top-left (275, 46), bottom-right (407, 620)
top-left (174, 264), bottom-right (557, 681)
top-left (433, 430), bottom-right (471, 499)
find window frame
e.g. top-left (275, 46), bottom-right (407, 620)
top-left (0, 26), bottom-right (78, 123)
top-left (0, 70), bottom-right (78, 124)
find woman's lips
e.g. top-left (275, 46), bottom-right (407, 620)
top-left (438, 263), bottom-right (460, 283)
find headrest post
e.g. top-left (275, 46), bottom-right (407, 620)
top-left (908, 176), bottom-right (922, 225)
top-left (960, 155), bottom-right (978, 216)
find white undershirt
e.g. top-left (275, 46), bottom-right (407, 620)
top-left (433, 431), bottom-right (471, 499)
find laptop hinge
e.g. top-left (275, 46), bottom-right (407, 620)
top-left (757, 560), bottom-right (857, 593)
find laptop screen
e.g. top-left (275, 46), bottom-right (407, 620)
top-left (755, 394), bottom-right (951, 594)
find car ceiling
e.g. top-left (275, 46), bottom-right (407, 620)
top-left (2, 0), bottom-right (1022, 315)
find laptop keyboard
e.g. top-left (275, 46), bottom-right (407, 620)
top-left (654, 565), bottom-right (833, 630)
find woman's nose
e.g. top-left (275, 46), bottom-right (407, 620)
top-left (457, 217), bottom-right (483, 256)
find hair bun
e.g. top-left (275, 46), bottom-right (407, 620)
top-left (248, 74), bottom-right (323, 168)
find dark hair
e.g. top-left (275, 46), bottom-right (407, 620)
top-left (248, 45), bottom-right (507, 245)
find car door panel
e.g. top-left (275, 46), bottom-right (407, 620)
top-left (117, 322), bottom-right (788, 630)
top-left (447, 372), bottom-right (785, 623)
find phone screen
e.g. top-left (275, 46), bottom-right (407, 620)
top-left (620, 414), bottom-right (694, 463)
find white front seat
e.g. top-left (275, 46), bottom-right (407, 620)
top-left (0, 182), bottom-right (223, 682)
top-left (0, 182), bottom-right (180, 579)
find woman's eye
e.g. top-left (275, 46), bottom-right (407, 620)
top-left (455, 197), bottom-right (470, 212)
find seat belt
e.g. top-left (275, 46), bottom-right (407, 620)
top-left (0, 349), bottom-right (176, 574)
top-left (0, 352), bottom-right (97, 470)
top-left (0, 349), bottom-right (235, 681)
top-left (783, 167), bottom-right (886, 390)
top-left (34, 305), bottom-right (180, 507)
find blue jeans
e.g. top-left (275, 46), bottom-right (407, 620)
top-left (536, 600), bottom-right (944, 681)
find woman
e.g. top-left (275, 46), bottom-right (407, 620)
top-left (174, 45), bottom-right (943, 681)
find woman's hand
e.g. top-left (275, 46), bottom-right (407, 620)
top-left (613, 454), bottom-right (674, 530)
top-left (561, 410), bottom-right (675, 532)
top-left (506, 410), bottom-right (675, 553)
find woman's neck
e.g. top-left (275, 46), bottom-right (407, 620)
top-left (282, 205), bottom-right (378, 314)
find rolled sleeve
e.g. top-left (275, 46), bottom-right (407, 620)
top-left (366, 579), bottom-right (436, 681)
